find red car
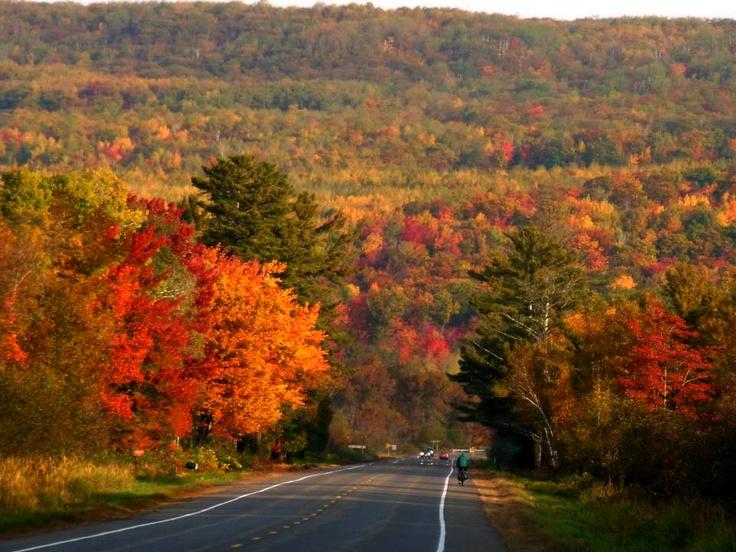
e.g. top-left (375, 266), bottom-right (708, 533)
top-left (439, 452), bottom-right (449, 460)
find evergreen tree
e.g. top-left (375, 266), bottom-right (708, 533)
top-left (189, 154), bottom-right (356, 306)
top-left (451, 225), bottom-right (584, 469)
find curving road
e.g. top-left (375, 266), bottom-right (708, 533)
top-left (0, 456), bottom-right (508, 552)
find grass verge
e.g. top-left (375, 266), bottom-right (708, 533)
top-left (474, 469), bottom-right (736, 552)
top-left (0, 450), bottom-right (368, 538)
top-left (0, 455), bottom-right (258, 538)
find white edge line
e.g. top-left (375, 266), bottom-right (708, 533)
top-left (436, 466), bottom-right (453, 552)
top-left (9, 464), bottom-right (368, 552)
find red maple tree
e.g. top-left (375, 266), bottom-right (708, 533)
top-left (617, 301), bottom-right (716, 419)
top-left (90, 197), bottom-right (214, 449)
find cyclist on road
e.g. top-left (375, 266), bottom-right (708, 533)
top-left (455, 452), bottom-right (469, 484)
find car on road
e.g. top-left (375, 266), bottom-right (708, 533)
top-left (439, 452), bottom-right (449, 460)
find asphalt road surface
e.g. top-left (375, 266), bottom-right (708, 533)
top-left (0, 456), bottom-right (508, 552)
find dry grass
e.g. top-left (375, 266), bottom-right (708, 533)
top-left (0, 456), bottom-right (137, 514)
top-left (0, 455), bottom-right (233, 538)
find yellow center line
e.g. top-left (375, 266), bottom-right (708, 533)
top-left (240, 487), bottom-right (359, 544)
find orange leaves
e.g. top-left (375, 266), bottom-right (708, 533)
top-left (611, 274), bottom-right (637, 290)
top-left (2, 331), bottom-right (27, 365)
top-left (199, 257), bottom-right (330, 438)
top-left (98, 137), bottom-right (134, 163)
top-left (0, 292), bottom-right (28, 366)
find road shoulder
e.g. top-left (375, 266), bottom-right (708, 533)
top-left (473, 472), bottom-right (553, 552)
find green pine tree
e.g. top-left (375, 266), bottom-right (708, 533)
top-left (188, 155), bottom-right (358, 454)
top-left (189, 154), bottom-right (356, 306)
top-left (451, 225), bottom-right (584, 469)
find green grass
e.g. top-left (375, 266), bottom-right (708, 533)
top-left (516, 475), bottom-right (736, 552)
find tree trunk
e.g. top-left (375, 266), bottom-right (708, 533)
top-left (534, 437), bottom-right (542, 470)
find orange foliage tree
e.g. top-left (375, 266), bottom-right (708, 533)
top-left (0, 168), bottom-right (337, 454)
top-left (0, 169), bottom-right (146, 454)
top-left (194, 256), bottom-right (332, 445)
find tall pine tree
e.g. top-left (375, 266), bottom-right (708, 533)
top-left (452, 225), bottom-right (584, 469)
top-left (188, 155), bottom-right (357, 455)
top-left (189, 154), bottom-right (356, 307)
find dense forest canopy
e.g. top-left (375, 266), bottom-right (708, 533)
top-left (2, 1), bottom-right (736, 504)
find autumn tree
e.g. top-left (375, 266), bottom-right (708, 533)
top-left (552, 303), bottom-right (634, 480)
top-left (617, 298), bottom-right (716, 419)
top-left (0, 169), bottom-right (143, 454)
top-left (0, 167), bottom-right (338, 454)
top-left (194, 256), bottom-right (332, 445)
top-left (189, 154), bottom-right (357, 452)
top-left (561, 297), bottom-right (722, 497)
top-left (85, 196), bottom-right (219, 449)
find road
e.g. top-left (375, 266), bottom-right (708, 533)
top-left (0, 456), bottom-right (508, 552)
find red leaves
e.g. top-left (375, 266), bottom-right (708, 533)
top-left (88, 197), bottom-right (216, 447)
top-left (85, 196), bottom-right (331, 448)
top-left (617, 301), bottom-right (716, 419)
top-left (402, 216), bottom-right (435, 248)
top-left (0, 292), bottom-right (28, 365)
top-left (1, 329), bottom-right (28, 365)
top-left (390, 322), bottom-right (451, 365)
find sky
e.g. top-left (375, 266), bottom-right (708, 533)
top-left (249, 0), bottom-right (735, 20)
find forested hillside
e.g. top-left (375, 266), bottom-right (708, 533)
top-left (1, 2), bottom-right (735, 198)
top-left (2, 1), bottom-right (736, 505)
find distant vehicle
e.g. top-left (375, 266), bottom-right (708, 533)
top-left (439, 452), bottom-right (449, 460)
top-left (420, 447), bottom-right (434, 457)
